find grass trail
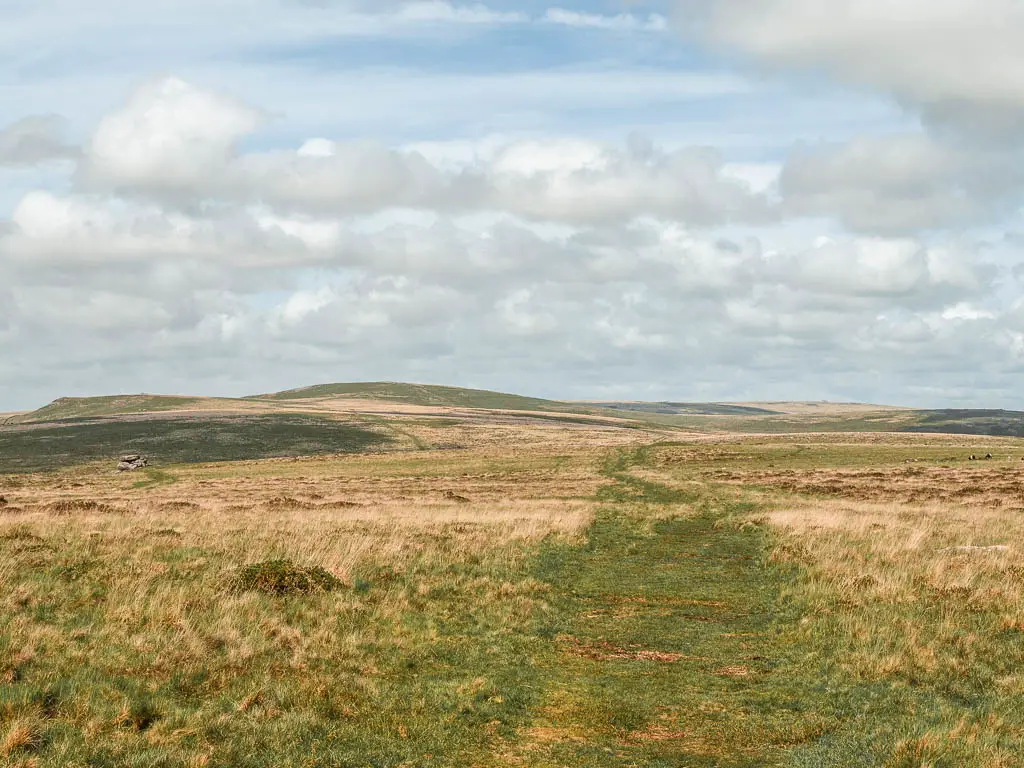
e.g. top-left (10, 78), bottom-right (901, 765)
top-left (514, 449), bottom-right (829, 766)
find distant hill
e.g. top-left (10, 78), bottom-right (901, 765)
top-left (12, 395), bottom-right (209, 423)
top-left (248, 381), bottom-right (586, 413)
top-left (596, 402), bottom-right (782, 416)
top-left (11, 385), bottom-right (1024, 441)
top-left (11, 383), bottom-right (607, 427)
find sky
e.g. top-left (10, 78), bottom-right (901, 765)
top-left (2, 0), bottom-right (1024, 410)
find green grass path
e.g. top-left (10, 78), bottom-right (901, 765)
top-left (516, 453), bottom-right (828, 766)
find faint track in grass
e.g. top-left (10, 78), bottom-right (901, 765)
top-left (508, 446), bottom-right (831, 766)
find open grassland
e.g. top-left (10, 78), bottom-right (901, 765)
top-left (0, 421), bottom-right (663, 767)
top-left (0, 444), bottom-right (601, 767)
top-left (0, 409), bottom-right (660, 475)
top-left (614, 410), bottom-right (923, 435)
top-left (646, 436), bottom-right (1024, 765)
top-left (0, 415), bottom-right (394, 474)
top-left (4, 418), bottom-right (1024, 765)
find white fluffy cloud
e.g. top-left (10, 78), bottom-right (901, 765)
top-left (544, 9), bottom-right (667, 32)
top-left (82, 78), bottom-right (263, 194)
top-left (782, 133), bottom-right (1024, 234)
top-left (395, 2), bottom-right (526, 24)
top-left (769, 237), bottom-right (992, 301)
top-left (77, 77), bottom-right (771, 225)
top-left (676, 0), bottom-right (1024, 138)
top-left (676, 0), bottom-right (1024, 235)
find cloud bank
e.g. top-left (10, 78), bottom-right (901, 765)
top-left (2, 3), bottom-right (1023, 409)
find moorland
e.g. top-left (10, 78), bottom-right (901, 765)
top-left (2, 383), bottom-right (1024, 766)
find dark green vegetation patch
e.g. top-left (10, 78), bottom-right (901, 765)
top-left (600, 401), bottom-right (781, 416)
top-left (231, 560), bottom-right (342, 596)
top-left (249, 380), bottom-right (585, 413)
top-left (902, 408), bottom-right (1024, 437)
top-left (0, 414), bottom-right (390, 473)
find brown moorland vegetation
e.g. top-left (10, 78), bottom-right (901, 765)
top-left (5, 408), bottom-right (1024, 765)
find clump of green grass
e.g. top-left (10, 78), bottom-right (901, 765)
top-left (230, 559), bottom-right (342, 596)
top-left (114, 696), bottom-right (161, 732)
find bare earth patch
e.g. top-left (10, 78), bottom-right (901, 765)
top-left (559, 636), bottom-right (703, 663)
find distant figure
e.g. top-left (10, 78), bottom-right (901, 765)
top-left (969, 455), bottom-right (977, 461)
top-left (986, 453), bottom-right (994, 460)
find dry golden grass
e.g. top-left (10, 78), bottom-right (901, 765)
top-left (272, 396), bottom-right (643, 425)
top-left (0, 425), bottom-right (633, 765)
top-left (388, 415), bottom-right (665, 450)
top-left (754, 460), bottom-right (1024, 705)
top-left (21, 392), bottom-right (657, 431)
top-left (727, 463), bottom-right (1024, 507)
top-left (625, 438), bottom-right (1024, 763)
top-left (769, 496), bottom-right (1019, 588)
top-left (659, 431), bottom-right (1024, 447)
top-left (1, 717), bottom-right (42, 756)
top-left (0, 440), bottom-right (603, 598)
top-left (0, 420), bottom-right (659, 688)
top-left (763, 497), bottom-right (1024, 713)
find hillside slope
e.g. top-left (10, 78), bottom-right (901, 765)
top-left (248, 382), bottom-right (587, 413)
top-left (12, 395), bottom-right (210, 423)
top-left (12, 385), bottom-right (1024, 440)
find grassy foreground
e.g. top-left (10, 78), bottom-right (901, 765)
top-left (3, 428), bottom-right (1024, 765)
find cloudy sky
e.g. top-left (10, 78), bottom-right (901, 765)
top-left (2, 0), bottom-right (1024, 410)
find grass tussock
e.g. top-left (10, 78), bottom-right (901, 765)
top-left (230, 559), bottom-right (342, 596)
top-left (1, 717), bottom-right (43, 756)
top-left (45, 499), bottom-right (116, 515)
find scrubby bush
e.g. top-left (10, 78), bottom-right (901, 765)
top-left (231, 559), bottom-right (342, 596)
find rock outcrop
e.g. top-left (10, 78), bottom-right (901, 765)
top-left (117, 455), bottom-right (148, 472)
